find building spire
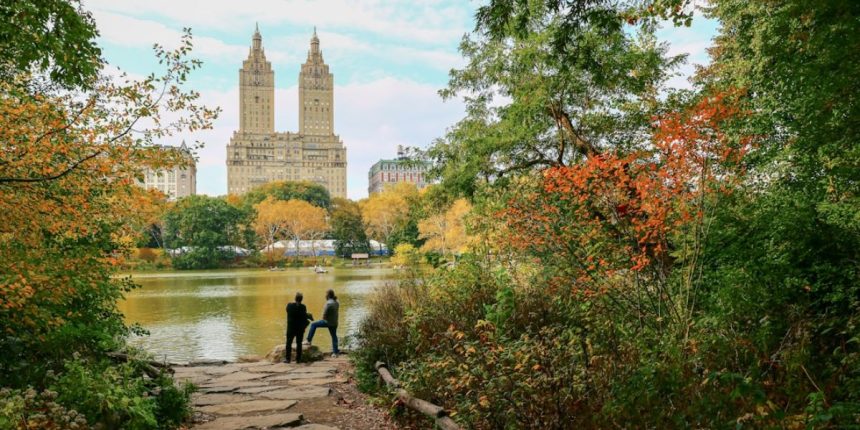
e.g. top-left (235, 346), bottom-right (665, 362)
top-left (252, 23), bottom-right (262, 51)
top-left (310, 26), bottom-right (320, 55)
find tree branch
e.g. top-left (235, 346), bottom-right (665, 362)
top-left (0, 150), bottom-right (103, 184)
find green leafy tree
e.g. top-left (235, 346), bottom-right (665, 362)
top-left (428, 0), bottom-right (682, 196)
top-left (163, 196), bottom-right (245, 269)
top-left (0, 0), bottom-right (103, 89)
top-left (239, 180), bottom-right (332, 211)
top-left (330, 198), bottom-right (370, 258)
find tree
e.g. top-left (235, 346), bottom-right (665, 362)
top-left (330, 198), bottom-right (370, 258)
top-left (418, 198), bottom-right (473, 258)
top-left (163, 195), bottom-right (245, 269)
top-left (0, 0), bottom-right (103, 89)
top-left (361, 183), bottom-right (417, 254)
top-left (0, 6), bottom-right (216, 424)
top-left (278, 199), bottom-right (328, 258)
top-left (428, 0), bottom-right (682, 196)
top-left (253, 196), bottom-right (291, 263)
top-left (240, 180), bottom-right (332, 211)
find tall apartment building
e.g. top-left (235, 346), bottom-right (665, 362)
top-left (226, 26), bottom-right (347, 198)
top-left (368, 145), bottom-right (429, 194)
top-left (141, 141), bottom-right (196, 200)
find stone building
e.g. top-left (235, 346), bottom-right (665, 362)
top-left (368, 145), bottom-right (429, 194)
top-left (227, 26), bottom-right (347, 198)
top-left (141, 141), bottom-right (196, 200)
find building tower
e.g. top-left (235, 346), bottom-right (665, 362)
top-left (239, 24), bottom-right (275, 133)
top-left (299, 27), bottom-right (334, 136)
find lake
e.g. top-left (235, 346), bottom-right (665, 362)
top-left (118, 266), bottom-right (395, 363)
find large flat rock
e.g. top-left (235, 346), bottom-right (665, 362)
top-left (264, 372), bottom-right (334, 382)
top-left (244, 363), bottom-right (296, 373)
top-left (284, 376), bottom-right (348, 386)
top-left (293, 425), bottom-right (339, 430)
top-left (198, 399), bottom-right (297, 416)
top-left (194, 413), bottom-right (303, 430)
top-left (235, 385), bottom-right (284, 395)
top-left (291, 366), bottom-right (335, 374)
top-left (192, 393), bottom-right (252, 407)
top-left (259, 386), bottom-right (330, 401)
top-left (209, 371), bottom-right (267, 384)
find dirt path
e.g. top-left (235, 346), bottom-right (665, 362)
top-left (172, 353), bottom-right (397, 430)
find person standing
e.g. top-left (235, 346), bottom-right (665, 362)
top-left (306, 289), bottom-right (340, 356)
top-left (285, 292), bottom-right (312, 363)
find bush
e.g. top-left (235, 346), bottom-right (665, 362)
top-left (49, 357), bottom-right (193, 429)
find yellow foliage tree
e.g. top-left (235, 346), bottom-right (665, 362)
top-left (253, 196), bottom-right (290, 262)
top-left (418, 198), bottom-right (473, 257)
top-left (279, 199), bottom-right (329, 257)
top-left (361, 182), bottom-right (417, 254)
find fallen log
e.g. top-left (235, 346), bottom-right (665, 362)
top-left (374, 361), bottom-right (400, 388)
top-left (375, 361), bottom-right (461, 430)
top-left (397, 388), bottom-right (446, 418)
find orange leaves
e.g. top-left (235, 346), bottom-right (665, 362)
top-left (498, 91), bottom-right (750, 296)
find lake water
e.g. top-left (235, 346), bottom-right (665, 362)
top-left (118, 267), bottom-right (395, 363)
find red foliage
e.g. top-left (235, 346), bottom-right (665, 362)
top-left (501, 91), bottom-right (750, 295)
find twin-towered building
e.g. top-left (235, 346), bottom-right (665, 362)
top-left (226, 26), bottom-right (347, 198)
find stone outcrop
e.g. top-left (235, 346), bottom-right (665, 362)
top-left (265, 343), bottom-right (324, 363)
top-left (174, 354), bottom-right (347, 429)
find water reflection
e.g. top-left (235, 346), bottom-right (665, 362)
top-left (119, 267), bottom-right (394, 362)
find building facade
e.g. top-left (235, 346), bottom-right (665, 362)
top-left (141, 141), bottom-right (196, 200)
top-left (368, 145), bottom-right (429, 194)
top-left (226, 26), bottom-right (347, 198)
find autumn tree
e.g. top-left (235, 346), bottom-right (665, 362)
top-left (418, 198), bottom-right (473, 258)
top-left (252, 196), bottom-right (289, 262)
top-left (278, 199), bottom-right (329, 257)
top-left (0, 4), bottom-right (217, 424)
top-left (361, 183), bottom-right (417, 254)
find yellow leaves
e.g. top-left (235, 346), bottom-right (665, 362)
top-left (418, 198), bottom-right (474, 256)
top-left (478, 395), bottom-right (490, 408)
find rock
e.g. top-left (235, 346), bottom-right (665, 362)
top-left (291, 366), bottom-right (335, 374)
top-left (198, 385), bottom-right (238, 394)
top-left (265, 344), bottom-right (323, 363)
top-left (193, 413), bottom-right (303, 430)
top-left (198, 399), bottom-right (297, 416)
top-left (259, 385), bottom-right (330, 401)
top-left (234, 385), bottom-right (284, 395)
top-left (192, 393), bottom-right (252, 406)
top-left (187, 359), bottom-right (229, 366)
top-left (209, 370), bottom-right (267, 384)
top-left (268, 371), bottom-right (334, 381)
top-left (285, 376), bottom-right (348, 386)
top-left (244, 362), bottom-right (296, 373)
top-left (237, 354), bottom-right (264, 362)
top-left (293, 425), bottom-right (339, 430)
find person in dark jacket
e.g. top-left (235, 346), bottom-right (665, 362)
top-left (285, 292), bottom-right (312, 363)
top-left (305, 289), bottom-right (340, 356)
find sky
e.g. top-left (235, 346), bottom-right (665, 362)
top-left (84, 0), bottom-right (719, 200)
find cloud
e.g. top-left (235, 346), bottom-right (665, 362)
top-left (85, 0), bottom-right (470, 45)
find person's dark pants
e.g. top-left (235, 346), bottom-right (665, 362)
top-left (285, 328), bottom-right (305, 363)
top-left (307, 320), bottom-right (339, 354)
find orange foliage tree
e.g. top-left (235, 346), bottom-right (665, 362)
top-left (0, 31), bottom-right (218, 364)
top-left (500, 92), bottom-right (751, 328)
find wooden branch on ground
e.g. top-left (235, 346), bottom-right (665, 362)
top-left (375, 361), bottom-right (461, 430)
